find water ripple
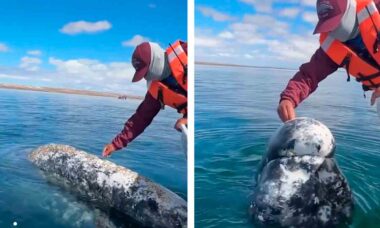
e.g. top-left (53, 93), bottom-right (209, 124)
top-left (196, 67), bottom-right (380, 227)
top-left (0, 89), bottom-right (186, 227)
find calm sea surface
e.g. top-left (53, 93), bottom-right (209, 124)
top-left (0, 89), bottom-right (187, 227)
top-left (195, 66), bottom-right (380, 227)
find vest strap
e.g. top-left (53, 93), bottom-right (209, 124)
top-left (358, 2), bottom-right (377, 23)
top-left (321, 35), bottom-right (335, 52)
top-left (175, 102), bottom-right (187, 114)
top-left (340, 54), bottom-right (352, 82)
top-left (157, 87), bottom-right (165, 110)
top-left (357, 71), bottom-right (380, 81)
top-left (168, 44), bottom-right (185, 63)
top-left (320, 0), bottom-right (380, 91)
top-left (169, 43), bottom-right (187, 79)
top-left (357, 72), bottom-right (380, 90)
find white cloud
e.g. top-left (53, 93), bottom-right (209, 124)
top-left (19, 56), bottom-right (42, 72)
top-left (27, 50), bottom-right (42, 56)
top-left (48, 57), bottom-right (145, 94)
top-left (302, 11), bottom-right (318, 24)
top-left (197, 6), bottom-right (236, 22)
top-left (301, 0), bottom-right (315, 7)
top-left (0, 73), bottom-right (29, 80)
top-left (239, 0), bottom-right (273, 13)
top-left (244, 53), bottom-right (254, 59)
top-left (195, 6), bottom-right (320, 67)
top-left (239, 0), bottom-right (313, 13)
top-left (227, 14), bottom-right (289, 44)
top-left (267, 34), bottom-right (318, 60)
top-left (0, 57), bottom-right (146, 94)
top-left (122, 35), bottom-right (150, 47)
top-left (60, 20), bottom-right (112, 35)
top-left (0, 43), bottom-right (9, 52)
top-left (279, 8), bottom-right (300, 18)
top-left (218, 31), bottom-right (235, 39)
top-left (195, 36), bottom-right (223, 47)
top-left (195, 0), bottom-right (323, 67)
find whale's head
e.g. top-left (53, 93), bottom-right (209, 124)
top-left (250, 118), bottom-right (353, 227)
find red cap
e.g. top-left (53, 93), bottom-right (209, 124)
top-left (131, 42), bottom-right (151, 82)
top-left (313, 0), bottom-right (347, 34)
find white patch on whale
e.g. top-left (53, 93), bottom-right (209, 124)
top-left (278, 164), bottom-right (310, 199)
top-left (259, 156), bottom-right (325, 204)
top-left (318, 205), bottom-right (332, 223)
top-left (251, 118), bottom-right (353, 227)
top-left (287, 118), bottom-right (334, 157)
top-left (318, 169), bottom-right (337, 184)
top-left (96, 172), bottom-right (138, 189)
top-left (29, 144), bottom-right (187, 228)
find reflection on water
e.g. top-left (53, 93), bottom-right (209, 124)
top-left (0, 89), bottom-right (186, 227)
top-left (195, 66), bottom-right (380, 228)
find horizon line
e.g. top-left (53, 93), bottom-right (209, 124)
top-left (0, 83), bottom-right (143, 100)
top-left (195, 61), bottom-right (297, 71)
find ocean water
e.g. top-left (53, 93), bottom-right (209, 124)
top-left (195, 66), bottom-right (380, 227)
top-left (0, 89), bottom-right (187, 227)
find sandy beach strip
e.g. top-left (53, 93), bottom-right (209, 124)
top-left (195, 61), bottom-right (296, 71)
top-left (0, 83), bottom-right (143, 100)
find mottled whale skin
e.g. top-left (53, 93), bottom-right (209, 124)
top-left (29, 144), bottom-right (187, 228)
top-left (250, 118), bottom-right (353, 227)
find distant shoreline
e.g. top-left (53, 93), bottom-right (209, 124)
top-left (0, 83), bottom-right (143, 100)
top-left (195, 61), bottom-right (297, 71)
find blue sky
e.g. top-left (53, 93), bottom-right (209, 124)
top-left (0, 0), bottom-right (187, 94)
top-left (195, 0), bottom-right (319, 68)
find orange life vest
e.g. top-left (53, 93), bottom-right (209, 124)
top-left (148, 40), bottom-right (187, 115)
top-left (320, 0), bottom-right (380, 90)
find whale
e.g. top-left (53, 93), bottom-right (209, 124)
top-left (29, 144), bottom-right (187, 228)
top-left (250, 118), bottom-right (353, 227)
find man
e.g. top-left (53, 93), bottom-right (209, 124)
top-left (278, 0), bottom-right (380, 122)
top-left (102, 41), bottom-right (187, 157)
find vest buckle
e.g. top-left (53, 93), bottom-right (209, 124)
top-left (340, 54), bottom-right (352, 82)
top-left (157, 87), bottom-right (165, 110)
top-left (374, 33), bottom-right (380, 53)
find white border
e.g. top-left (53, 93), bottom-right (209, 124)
top-left (187, 0), bottom-right (195, 226)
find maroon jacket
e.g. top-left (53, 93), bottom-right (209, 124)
top-left (112, 93), bottom-right (161, 150)
top-left (112, 42), bottom-right (187, 150)
top-left (281, 1), bottom-right (380, 107)
top-left (280, 47), bottom-right (339, 107)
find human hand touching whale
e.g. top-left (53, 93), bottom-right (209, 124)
top-left (102, 143), bottom-right (117, 157)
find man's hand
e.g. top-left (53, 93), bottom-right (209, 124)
top-left (370, 87), bottom-right (380, 106)
top-left (174, 118), bottom-right (187, 132)
top-left (102, 144), bottom-right (117, 157)
top-left (277, 100), bottom-right (296, 122)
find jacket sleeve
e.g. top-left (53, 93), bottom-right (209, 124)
top-left (376, 0), bottom-right (380, 9)
top-left (181, 42), bottom-right (188, 54)
top-left (111, 92), bottom-right (161, 150)
top-left (280, 47), bottom-right (339, 107)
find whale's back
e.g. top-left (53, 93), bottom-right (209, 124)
top-left (250, 118), bottom-right (353, 227)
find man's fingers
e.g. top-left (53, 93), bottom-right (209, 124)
top-left (371, 91), bottom-right (379, 106)
top-left (102, 146), bottom-right (110, 157)
top-left (281, 108), bottom-right (288, 122)
top-left (174, 124), bottom-right (181, 131)
top-left (278, 105), bottom-right (288, 123)
top-left (277, 106), bottom-right (282, 121)
top-left (278, 101), bottom-right (297, 123)
top-left (175, 118), bottom-right (187, 132)
top-left (277, 106), bottom-right (283, 122)
top-left (286, 105), bottom-right (296, 121)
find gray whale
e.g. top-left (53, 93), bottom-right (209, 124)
top-left (250, 118), bottom-right (353, 227)
top-left (29, 144), bottom-right (187, 228)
